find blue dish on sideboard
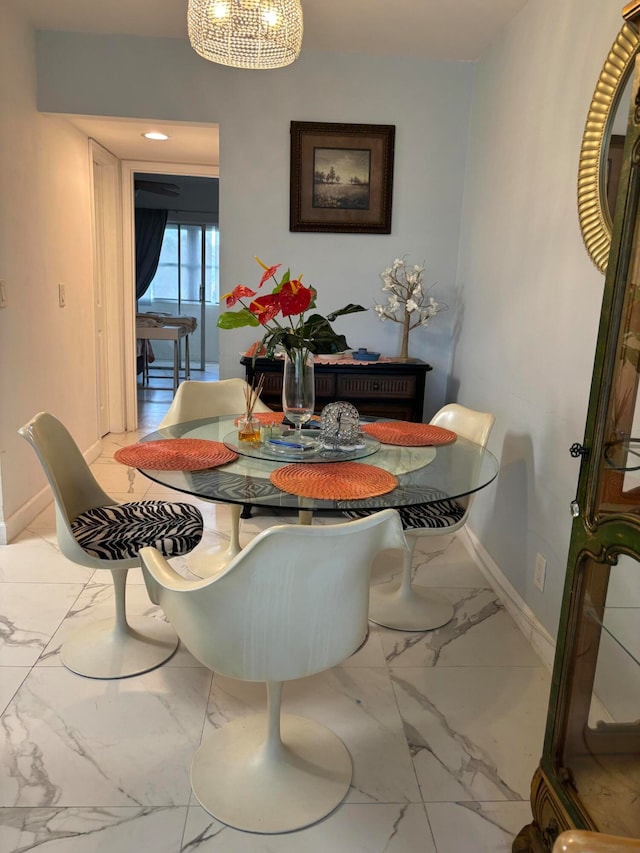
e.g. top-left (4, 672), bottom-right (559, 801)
top-left (352, 348), bottom-right (381, 361)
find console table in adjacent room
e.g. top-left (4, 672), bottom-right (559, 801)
top-left (137, 323), bottom-right (192, 394)
top-left (240, 356), bottom-right (432, 422)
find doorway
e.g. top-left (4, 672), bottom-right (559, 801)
top-left (135, 172), bottom-right (220, 379)
top-left (121, 161), bottom-right (219, 430)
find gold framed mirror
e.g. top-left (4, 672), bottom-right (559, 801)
top-left (578, 22), bottom-right (639, 273)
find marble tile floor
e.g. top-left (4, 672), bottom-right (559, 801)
top-left (0, 399), bottom-right (550, 852)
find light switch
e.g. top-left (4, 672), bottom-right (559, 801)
top-left (58, 283), bottom-right (66, 307)
top-left (0, 280), bottom-right (7, 309)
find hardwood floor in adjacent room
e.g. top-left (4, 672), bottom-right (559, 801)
top-left (136, 361), bottom-right (219, 430)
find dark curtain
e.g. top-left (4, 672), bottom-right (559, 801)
top-left (135, 208), bottom-right (168, 300)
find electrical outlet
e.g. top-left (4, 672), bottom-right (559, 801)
top-left (534, 553), bottom-right (547, 592)
top-left (58, 283), bottom-right (66, 308)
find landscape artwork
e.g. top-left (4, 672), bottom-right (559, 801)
top-left (290, 121), bottom-right (395, 233)
top-left (312, 147), bottom-right (371, 210)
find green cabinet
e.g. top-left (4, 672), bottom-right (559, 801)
top-left (515, 8), bottom-right (640, 850)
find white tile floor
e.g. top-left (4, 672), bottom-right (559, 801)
top-left (0, 395), bottom-right (550, 852)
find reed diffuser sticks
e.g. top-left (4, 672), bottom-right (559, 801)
top-left (238, 375), bottom-right (265, 444)
top-left (244, 374), bottom-right (265, 418)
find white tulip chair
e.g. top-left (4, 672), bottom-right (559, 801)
top-left (372, 404), bottom-right (495, 630)
top-left (139, 509), bottom-right (406, 833)
top-left (345, 403), bottom-right (495, 631)
top-left (157, 378), bottom-right (274, 576)
top-left (553, 830), bottom-right (640, 852)
top-left (19, 412), bottom-right (203, 679)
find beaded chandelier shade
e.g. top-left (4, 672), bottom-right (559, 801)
top-left (187, 0), bottom-right (303, 70)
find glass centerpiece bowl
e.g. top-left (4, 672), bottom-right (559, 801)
top-left (218, 258), bottom-right (367, 431)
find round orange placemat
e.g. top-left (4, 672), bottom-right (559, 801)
top-left (361, 422), bottom-right (456, 447)
top-left (233, 412), bottom-right (285, 426)
top-left (114, 439), bottom-right (238, 471)
top-left (232, 413), bottom-right (323, 427)
top-left (270, 462), bottom-right (397, 500)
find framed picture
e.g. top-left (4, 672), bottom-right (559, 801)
top-left (290, 121), bottom-right (395, 234)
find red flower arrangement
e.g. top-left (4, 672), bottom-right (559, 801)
top-left (218, 258), bottom-right (366, 358)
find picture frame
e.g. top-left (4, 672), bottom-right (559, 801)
top-left (290, 121), bottom-right (395, 234)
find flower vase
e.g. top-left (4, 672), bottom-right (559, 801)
top-left (282, 349), bottom-right (315, 431)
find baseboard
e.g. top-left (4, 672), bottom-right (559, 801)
top-left (1, 439), bottom-right (103, 545)
top-left (1, 486), bottom-right (53, 545)
top-left (460, 526), bottom-right (556, 671)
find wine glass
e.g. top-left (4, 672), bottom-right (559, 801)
top-left (282, 349), bottom-right (315, 438)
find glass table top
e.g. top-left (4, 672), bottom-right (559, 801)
top-left (136, 415), bottom-right (500, 513)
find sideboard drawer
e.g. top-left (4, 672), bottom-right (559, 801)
top-left (315, 375), bottom-right (336, 396)
top-left (336, 374), bottom-right (416, 399)
top-left (241, 357), bottom-right (431, 422)
top-left (262, 373), bottom-right (285, 397)
top-left (260, 371), bottom-right (335, 402)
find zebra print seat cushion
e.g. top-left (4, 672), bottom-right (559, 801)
top-left (343, 488), bottom-right (466, 531)
top-left (71, 500), bottom-right (203, 561)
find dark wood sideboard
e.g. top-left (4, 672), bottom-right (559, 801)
top-left (241, 357), bottom-right (432, 422)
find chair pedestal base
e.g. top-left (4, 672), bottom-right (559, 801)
top-left (369, 584), bottom-right (455, 631)
top-left (188, 503), bottom-right (242, 578)
top-left (187, 543), bottom-right (241, 578)
top-left (61, 616), bottom-right (179, 679)
top-left (191, 713), bottom-right (352, 833)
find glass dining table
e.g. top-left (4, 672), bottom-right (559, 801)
top-left (133, 415), bottom-right (499, 576)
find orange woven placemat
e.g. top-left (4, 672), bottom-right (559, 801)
top-left (270, 462), bottom-right (397, 500)
top-left (361, 422), bottom-right (456, 447)
top-left (114, 439), bottom-right (238, 471)
top-left (233, 412), bottom-right (322, 426)
top-left (233, 412), bottom-right (285, 426)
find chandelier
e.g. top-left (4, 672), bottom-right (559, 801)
top-left (187, 0), bottom-right (304, 70)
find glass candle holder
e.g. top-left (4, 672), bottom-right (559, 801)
top-left (320, 401), bottom-right (360, 450)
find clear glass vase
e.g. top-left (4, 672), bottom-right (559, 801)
top-left (282, 349), bottom-right (315, 433)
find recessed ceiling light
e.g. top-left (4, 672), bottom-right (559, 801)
top-left (143, 132), bottom-right (169, 141)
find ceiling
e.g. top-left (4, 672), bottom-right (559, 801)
top-left (21, 0), bottom-right (528, 165)
top-left (18, 0), bottom-right (527, 62)
top-left (65, 116), bottom-right (220, 166)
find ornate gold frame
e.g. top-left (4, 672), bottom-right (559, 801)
top-left (578, 22), bottom-right (640, 273)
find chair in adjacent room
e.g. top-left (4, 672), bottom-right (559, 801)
top-left (157, 378), bottom-right (275, 575)
top-left (138, 509), bottom-right (407, 834)
top-left (19, 412), bottom-right (204, 679)
top-left (346, 403), bottom-right (495, 632)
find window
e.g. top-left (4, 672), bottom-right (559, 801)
top-left (147, 223), bottom-right (219, 304)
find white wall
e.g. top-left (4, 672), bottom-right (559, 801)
top-left (0, 4), bottom-right (99, 536)
top-left (454, 0), bottom-right (624, 636)
top-left (34, 32), bottom-right (475, 418)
